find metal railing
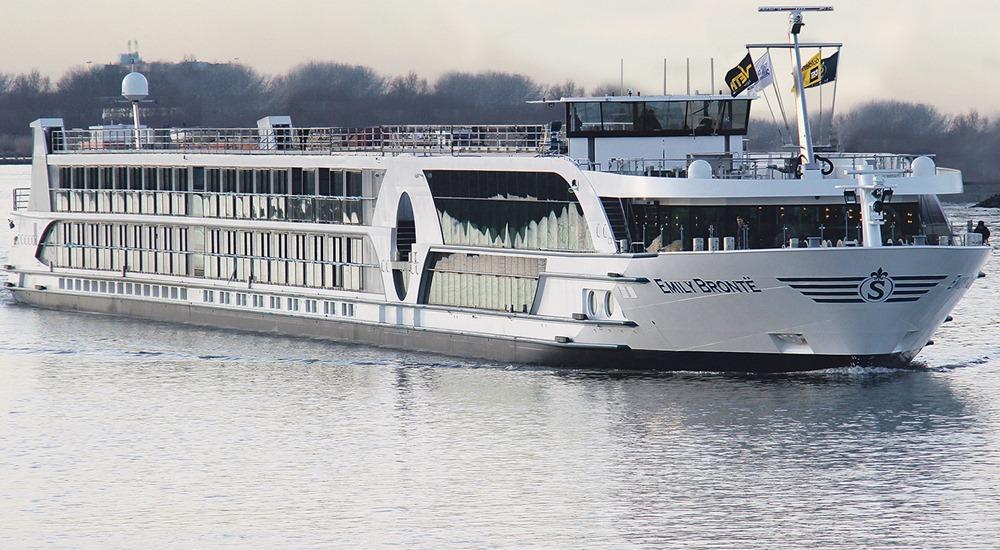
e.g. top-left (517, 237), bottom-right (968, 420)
top-left (50, 189), bottom-right (375, 225)
top-left (599, 152), bottom-right (931, 180)
top-left (12, 187), bottom-right (29, 211)
top-left (52, 125), bottom-right (553, 156)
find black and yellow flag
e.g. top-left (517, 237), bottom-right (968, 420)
top-left (794, 52), bottom-right (839, 91)
top-left (725, 53), bottom-right (758, 97)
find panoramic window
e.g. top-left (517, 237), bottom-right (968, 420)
top-left (603, 200), bottom-right (932, 251)
top-left (566, 99), bottom-right (751, 137)
top-left (420, 252), bottom-right (546, 313)
top-left (425, 170), bottom-right (593, 251)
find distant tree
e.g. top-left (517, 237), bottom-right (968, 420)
top-left (838, 100), bottom-right (948, 155)
top-left (269, 62), bottom-right (386, 126)
top-left (544, 80), bottom-right (585, 100)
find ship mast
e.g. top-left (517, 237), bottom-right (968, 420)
top-left (758, 6), bottom-right (832, 170)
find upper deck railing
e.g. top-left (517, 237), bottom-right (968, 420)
top-left (587, 152), bottom-right (930, 180)
top-left (51, 125), bottom-right (554, 156)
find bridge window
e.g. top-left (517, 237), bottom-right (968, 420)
top-left (567, 99), bottom-right (750, 137)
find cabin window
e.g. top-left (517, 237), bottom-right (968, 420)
top-left (86, 167), bottom-right (100, 190)
top-left (222, 169), bottom-right (237, 193)
top-left (346, 171), bottom-right (363, 197)
top-left (176, 168), bottom-right (190, 192)
top-left (272, 169), bottom-right (289, 194)
top-left (238, 170), bottom-right (253, 193)
top-left (192, 167), bottom-right (205, 191)
top-left (254, 170), bottom-right (269, 194)
top-left (291, 168), bottom-right (304, 195)
top-left (101, 167), bottom-right (114, 190)
top-left (72, 167), bottom-right (85, 189)
top-left (205, 168), bottom-right (220, 193)
top-left (425, 170), bottom-right (593, 251)
top-left (318, 169), bottom-right (331, 196)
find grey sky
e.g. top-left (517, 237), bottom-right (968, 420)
top-left (4, 0), bottom-right (997, 112)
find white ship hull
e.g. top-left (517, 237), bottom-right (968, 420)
top-left (8, 244), bottom-right (987, 372)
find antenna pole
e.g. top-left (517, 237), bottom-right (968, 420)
top-left (686, 58), bottom-right (690, 95)
top-left (620, 59), bottom-right (624, 96)
top-left (131, 100), bottom-right (142, 149)
top-left (663, 58), bottom-right (667, 95)
top-left (710, 57), bottom-right (715, 94)
top-left (789, 15), bottom-right (814, 165)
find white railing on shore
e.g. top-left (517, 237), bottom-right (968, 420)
top-left (51, 125), bottom-right (554, 155)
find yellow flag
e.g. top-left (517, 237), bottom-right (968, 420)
top-left (791, 52), bottom-right (823, 93)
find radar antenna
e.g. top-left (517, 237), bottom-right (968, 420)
top-left (758, 6), bottom-right (833, 171)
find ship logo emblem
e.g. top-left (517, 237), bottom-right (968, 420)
top-left (777, 269), bottom-right (947, 304)
top-left (858, 268), bottom-right (894, 303)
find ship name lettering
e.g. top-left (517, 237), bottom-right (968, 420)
top-left (654, 276), bottom-right (761, 295)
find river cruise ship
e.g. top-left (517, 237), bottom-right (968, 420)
top-left (4, 9), bottom-right (991, 371)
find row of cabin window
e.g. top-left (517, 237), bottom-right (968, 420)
top-left (202, 229), bottom-right (368, 290)
top-left (58, 277), bottom-right (189, 301)
top-left (40, 221), bottom-right (375, 292)
top-left (209, 291), bottom-right (355, 317)
top-left (44, 222), bottom-right (189, 275)
top-left (56, 166), bottom-right (366, 197)
top-left (56, 276), bottom-right (357, 318)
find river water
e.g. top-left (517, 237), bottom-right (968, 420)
top-left (1, 165), bottom-right (999, 548)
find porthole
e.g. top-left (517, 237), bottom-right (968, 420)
top-left (604, 291), bottom-right (615, 317)
top-left (587, 290), bottom-right (598, 317)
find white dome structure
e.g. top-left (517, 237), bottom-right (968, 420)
top-left (687, 159), bottom-right (713, 179)
top-left (121, 72), bottom-right (149, 101)
top-left (910, 155), bottom-right (936, 177)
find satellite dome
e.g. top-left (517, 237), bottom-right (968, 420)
top-left (121, 71), bottom-right (149, 101)
top-left (687, 159), bottom-right (713, 179)
top-left (910, 155), bottom-right (936, 177)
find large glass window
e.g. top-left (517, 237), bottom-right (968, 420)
top-left (605, 200), bottom-right (932, 251)
top-left (600, 103), bottom-right (636, 132)
top-left (566, 99), bottom-right (750, 137)
top-left (421, 252), bottom-right (545, 313)
top-left (569, 102), bottom-right (602, 133)
top-left (425, 170), bottom-right (593, 251)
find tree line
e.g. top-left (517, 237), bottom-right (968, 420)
top-left (1, 60), bottom-right (997, 181)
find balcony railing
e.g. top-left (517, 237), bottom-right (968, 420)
top-left (51, 125), bottom-right (553, 156)
top-left (50, 189), bottom-right (375, 225)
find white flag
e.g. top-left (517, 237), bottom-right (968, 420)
top-left (751, 52), bottom-right (774, 92)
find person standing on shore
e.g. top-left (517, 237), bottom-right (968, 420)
top-left (974, 221), bottom-right (991, 244)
